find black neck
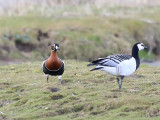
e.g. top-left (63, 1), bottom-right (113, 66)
top-left (132, 49), bottom-right (140, 70)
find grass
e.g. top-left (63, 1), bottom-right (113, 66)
top-left (0, 60), bottom-right (160, 120)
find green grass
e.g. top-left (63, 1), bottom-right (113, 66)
top-left (0, 60), bottom-right (160, 120)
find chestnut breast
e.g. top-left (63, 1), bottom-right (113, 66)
top-left (46, 52), bottom-right (62, 70)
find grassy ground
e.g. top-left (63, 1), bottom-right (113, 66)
top-left (0, 60), bottom-right (160, 120)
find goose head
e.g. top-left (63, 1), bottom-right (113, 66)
top-left (137, 43), bottom-right (148, 51)
top-left (132, 43), bottom-right (147, 58)
top-left (51, 43), bottom-right (60, 51)
top-left (132, 43), bottom-right (147, 53)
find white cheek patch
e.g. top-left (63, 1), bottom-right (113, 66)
top-left (137, 44), bottom-right (144, 51)
top-left (56, 46), bottom-right (59, 50)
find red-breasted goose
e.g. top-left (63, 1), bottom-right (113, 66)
top-left (88, 43), bottom-right (147, 89)
top-left (42, 43), bottom-right (64, 84)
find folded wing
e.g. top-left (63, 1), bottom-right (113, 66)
top-left (88, 54), bottom-right (132, 67)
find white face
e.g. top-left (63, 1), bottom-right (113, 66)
top-left (55, 45), bottom-right (59, 50)
top-left (54, 44), bottom-right (60, 50)
top-left (137, 43), bottom-right (146, 51)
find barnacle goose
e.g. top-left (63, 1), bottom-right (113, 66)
top-left (42, 43), bottom-right (64, 84)
top-left (88, 43), bottom-right (147, 89)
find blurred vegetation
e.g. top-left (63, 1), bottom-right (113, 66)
top-left (0, 0), bottom-right (160, 62)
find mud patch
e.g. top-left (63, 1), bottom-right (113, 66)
top-left (47, 87), bottom-right (60, 92)
top-left (15, 40), bottom-right (35, 52)
top-left (50, 94), bottom-right (64, 100)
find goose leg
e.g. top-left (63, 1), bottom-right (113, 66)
top-left (117, 77), bottom-right (120, 86)
top-left (46, 75), bottom-right (49, 83)
top-left (117, 77), bottom-right (121, 89)
top-left (58, 76), bottom-right (62, 85)
top-left (119, 76), bottom-right (124, 89)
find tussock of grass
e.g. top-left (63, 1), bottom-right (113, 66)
top-left (0, 60), bottom-right (160, 119)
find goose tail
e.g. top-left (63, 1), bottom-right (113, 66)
top-left (90, 67), bottom-right (103, 71)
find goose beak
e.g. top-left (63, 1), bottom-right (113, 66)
top-left (144, 46), bottom-right (148, 49)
